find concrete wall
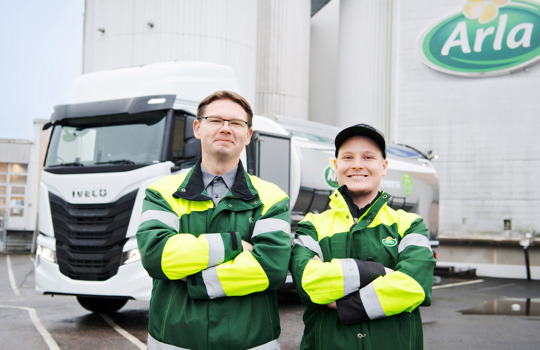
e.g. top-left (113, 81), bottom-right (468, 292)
top-left (394, 0), bottom-right (540, 237)
top-left (0, 140), bottom-right (32, 164)
top-left (308, 0), bottom-right (340, 125)
top-left (83, 0), bottom-right (258, 104)
top-left (83, 0), bottom-right (311, 119)
top-left (437, 239), bottom-right (540, 280)
top-left (255, 0), bottom-right (311, 120)
top-left (308, 0), bottom-right (394, 135)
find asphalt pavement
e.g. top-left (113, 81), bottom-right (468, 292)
top-left (423, 274), bottom-right (540, 349)
top-left (2, 253), bottom-right (540, 349)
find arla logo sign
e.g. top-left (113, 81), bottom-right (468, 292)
top-left (419, 0), bottom-right (540, 77)
top-left (324, 166), bottom-right (339, 188)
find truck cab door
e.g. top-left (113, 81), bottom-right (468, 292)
top-left (246, 131), bottom-right (291, 199)
top-left (170, 113), bottom-right (201, 171)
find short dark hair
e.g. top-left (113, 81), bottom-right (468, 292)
top-left (197, 90), bottom-right (253, 127)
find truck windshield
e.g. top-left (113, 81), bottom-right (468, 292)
top-left (45, 111), bottom-right (167, 168)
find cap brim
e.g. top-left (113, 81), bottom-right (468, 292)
top-left (334, 124), bottom-right (386, 158)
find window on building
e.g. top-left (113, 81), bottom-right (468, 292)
top-left (11, 163), bottom-right (27, 174)
top-left (0, 163), bottom-right (28, 224)
top-left (10, 175), bottom-right (27, 185)
top-left (0, 208), bottom-right (4, 230)
top-left (11, 186), bottom-right (24, 195)
top-left (0, 197), bottom-right (6, 219)
top-left (10, 207), bottom-right (23, 217)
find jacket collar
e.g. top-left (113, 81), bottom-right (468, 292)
top-left (172, 158), bottom-right (257, 201)
top-left (331, 185), bottom-right (391, 222)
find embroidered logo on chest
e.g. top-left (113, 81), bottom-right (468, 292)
top-left (382, 236), bottom-right (398, 247)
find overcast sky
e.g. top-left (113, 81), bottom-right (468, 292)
top-left (0, 0), bottom-right (84, 140)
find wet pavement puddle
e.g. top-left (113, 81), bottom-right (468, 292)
top-left (461, 298), bottom-right (540, 316)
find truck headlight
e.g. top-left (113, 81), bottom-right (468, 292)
top-left (36, 244), bottom-right (56, 263)
top-left (121, 248), bottom-right (141, 265)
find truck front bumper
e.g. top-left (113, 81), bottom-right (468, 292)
top-left (35, 234), bottom-right (152, 300)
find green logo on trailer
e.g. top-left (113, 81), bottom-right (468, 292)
top-left (324, 166), bottom-right (339, 188)
top-left (402, 173), bottom-right (414, 197)
top-left (419, 0), bottom-right (540, 77)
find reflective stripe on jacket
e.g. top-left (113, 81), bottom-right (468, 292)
top-left (290, 187), bottom-right (435, 350)
top-left (137, 160), bottom-right (291, 350)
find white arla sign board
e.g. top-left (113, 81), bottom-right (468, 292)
top-left (419, 0), bottom-right (540, 77)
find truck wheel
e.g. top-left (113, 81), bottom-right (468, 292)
top-left (76, 296), bottom-right (128, 313)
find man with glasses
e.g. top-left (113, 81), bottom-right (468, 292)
top-left (137, 91), bottom-right (291, 350)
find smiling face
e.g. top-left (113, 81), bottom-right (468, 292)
top-left (332, 136), bottom-right (388, 207)
top-left (193, 98), bottom-right (252, 171)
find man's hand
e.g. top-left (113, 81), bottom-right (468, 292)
top-left (242, 240), bottom-right (253, 251)
top-left (385, 267), bottom-right (394, 275)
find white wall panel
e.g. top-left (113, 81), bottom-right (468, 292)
top-left (335, 0), bottom-right (393, 133)
top-left (255, 0), bottom-right (311, 119)
top-left (395, 0), bottom-right (540, 236)
top-left (84, 0), bottom-right (257, 104)
top-left (308, 0), bottom-right (340, 125)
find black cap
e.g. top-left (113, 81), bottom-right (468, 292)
top-left (334, 124), bottom-right (386, 158)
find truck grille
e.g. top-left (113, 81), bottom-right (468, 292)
top-left (49, 190), bottom-right (138, 281)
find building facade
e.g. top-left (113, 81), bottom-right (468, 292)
top-left (0, 120), bottom-right (48, 252)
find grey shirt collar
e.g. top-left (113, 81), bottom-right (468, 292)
top-left (201, 164), bottom-right (238, 190)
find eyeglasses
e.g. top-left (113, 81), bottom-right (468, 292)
top-left (199, 116), bottom-right (250, 129)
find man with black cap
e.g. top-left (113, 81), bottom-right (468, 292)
top-left (290, 123), bottom-right (435, 350)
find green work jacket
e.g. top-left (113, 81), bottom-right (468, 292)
top-left (137, 160), bottom-right (291, 350)
top-left (290, 186), bottom-right (435, 350)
